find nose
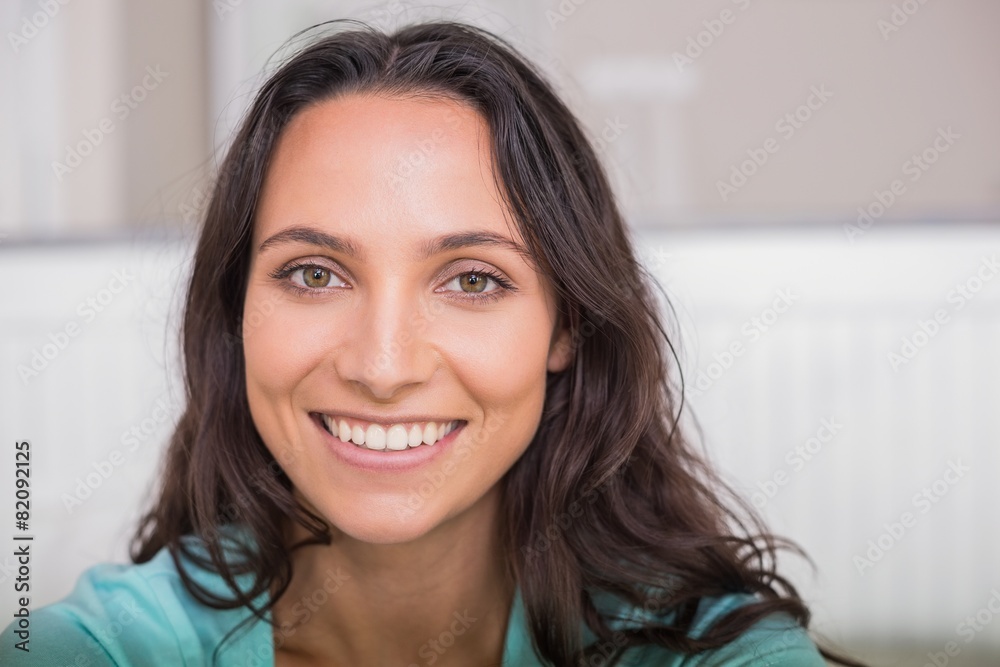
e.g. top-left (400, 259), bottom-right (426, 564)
top-left (333, 283), bottom-right (437, 400)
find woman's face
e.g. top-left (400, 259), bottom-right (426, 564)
top-left (243, 93), bottom-right (573, 544)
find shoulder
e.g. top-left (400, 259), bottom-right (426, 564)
top-left (0, 532), bottom-right (272, 666)
top-left (683, 592), bottom-right (826, 666)
top-left (610, 592), bottom-right (827, 667)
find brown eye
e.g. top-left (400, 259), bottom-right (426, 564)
top-left (302, 266), bottom-right (331, 288)
top-left (440, 268), bottom-right (512, 303)
top-left (459, 272), bottom-right (488, 293)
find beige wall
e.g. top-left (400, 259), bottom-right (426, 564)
top-left (551, 0), bottom-right (1000, 226)
top-left (121, 1), bottom-right (210, 230)
top-left (2, 0), bottom-right (997, 236)
top-left (2, 0), bottom-right (209, 236)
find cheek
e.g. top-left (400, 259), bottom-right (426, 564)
top-left (242, 286), bottom-right (327, 396)
top-left (437, 303), bottom-right (552, 434)
top-left (242, 286), bottom-right (332, 457)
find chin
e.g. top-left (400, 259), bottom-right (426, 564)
top-left (320, 495), bottom-right (453, 546)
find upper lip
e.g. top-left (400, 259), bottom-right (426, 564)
top-left (311, 410), bottom-right (463, 426)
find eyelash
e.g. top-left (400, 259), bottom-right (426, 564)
top-left (268, 261), bottom-right (516, 304)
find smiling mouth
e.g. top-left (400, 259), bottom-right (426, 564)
top-left (315, 413), bottom-right (464, 451)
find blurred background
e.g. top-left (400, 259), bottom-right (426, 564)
top-left (1, 1), bottom-right (998, 664)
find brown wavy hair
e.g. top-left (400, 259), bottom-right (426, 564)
top-left (132, 18), bottom-right (864, 667)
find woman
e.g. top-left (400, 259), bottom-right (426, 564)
top-left (3, 20), bottom-right (864, 666)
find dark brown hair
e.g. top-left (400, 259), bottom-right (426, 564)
top-left (133, 19), bottom-right (863, 666)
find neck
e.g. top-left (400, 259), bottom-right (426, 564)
top-left (271, 485), bottom-right (514, 666)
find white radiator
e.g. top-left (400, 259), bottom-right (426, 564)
top-left (640, 224), bottom-right (1000, 653)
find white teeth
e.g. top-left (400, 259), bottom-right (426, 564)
top-left (365, 424), bottom-right (387, 450)
top-left (386, 425), bottom-right (409, 451)
top-left (322, 415), bottom-right (459, 451)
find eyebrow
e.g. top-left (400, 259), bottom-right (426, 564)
top-left (257, 225), bottom-right (533, 263)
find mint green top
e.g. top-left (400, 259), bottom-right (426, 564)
top-left (1, 534), bottom-right (826, 666)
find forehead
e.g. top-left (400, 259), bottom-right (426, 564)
top-left (252, 92), bottom-right (527, 255)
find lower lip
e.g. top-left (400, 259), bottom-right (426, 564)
top-left (312, 413), bottom-right (466, 473)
